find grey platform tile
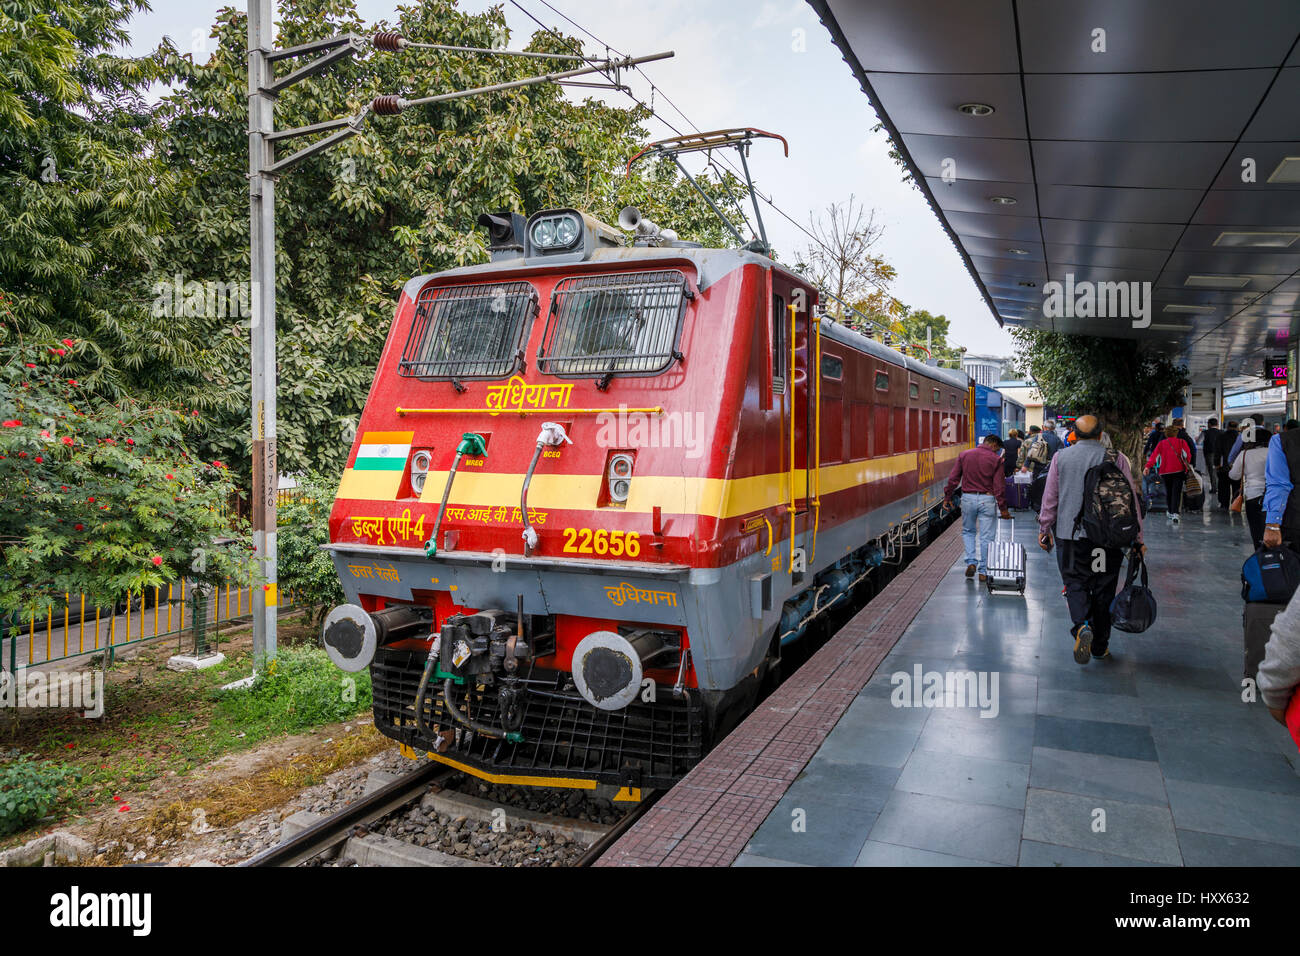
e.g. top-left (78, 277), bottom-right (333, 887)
top-left (1022, 789), bottom-right (1183, 866)
top-left (731, 852), bottom-right (810, 867)
top-left (856, 840), bottom-right (1006, 867)
top-left (817, 727), bottom-right (923, 769)
top-left (1155, 739), bottom-right (1300, 795)
top-left (1018, 840), bottom-right (1169, 867)
top-left (787, 758), bottom-right (900, 813)
top-left (915, 710), bottom-right (1037, 763)
top-left (1034, 714), bottom-right (1158, 762)
top-left (1037, 665), bottom-right (1140, 697)
top-left (827, 692), bottom-right (931, 737)
top-left (1175, 829), bottom-right (1300, 867)
top-left (1165, 779), bottom-right (1300, 848)
top-left (1029, 746), bottom-right (1168, 807)
top-left (743, 796), bottom-right (876, 866)
top-left (1146, 707), bottom-right (1294, 756)
top-left (867, 790), bottom-right (1024, 866)
top-left (1036, 687), bottom-right (1147, 726)
top-left (896, 749), bottom-right (1029, 809)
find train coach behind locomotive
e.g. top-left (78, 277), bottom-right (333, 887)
top-left (322, 203), bottom-right (971, 800)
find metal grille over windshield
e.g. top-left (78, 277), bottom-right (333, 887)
top-left (399, 281), bottom-right (538, 380)
top-left (538, 270), bottom-right (689, 377)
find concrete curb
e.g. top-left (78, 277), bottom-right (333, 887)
top-left (419, 788), bottom-right (608, 846)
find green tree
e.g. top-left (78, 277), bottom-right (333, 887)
top-left (0, 0), bottom-right (218, 406)
top-left (1009, 327), bottom-right (1189, 462)
top-left (0, 333), bottom-right (249, 621)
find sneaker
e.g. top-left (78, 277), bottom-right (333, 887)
top-left (1172, 514), bottom-right (1180, 524)
top-left (965, 564), bottom-right (976, 578)
top-left (979, 573), bottom-right (988, 582)
top-left (1073, 623), bottom-right (1094, 664)
top-left (1091, 648), bottom-right (1112, 661)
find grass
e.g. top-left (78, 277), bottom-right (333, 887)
top-left (0, 611), bottom-right (380, 846)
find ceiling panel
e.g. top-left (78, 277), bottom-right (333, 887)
top-left (811, 0), bottom-right (1300, 385)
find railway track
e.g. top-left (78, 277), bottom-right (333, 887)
top-left (240, 760), bottom-right (653, 867)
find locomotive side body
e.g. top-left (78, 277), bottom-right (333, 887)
top-left (325, 230), bottom-right (970, 796)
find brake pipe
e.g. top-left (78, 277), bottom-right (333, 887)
top-left (425, 432), bottom-right (487, 558)
top-left (521, 422), bottom-right (571, 555)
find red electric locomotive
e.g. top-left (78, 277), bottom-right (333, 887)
top-left (323, 203), bottom-right (972, 800)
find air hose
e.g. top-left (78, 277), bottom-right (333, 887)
top-left (520, 422), bottom-right (571, 555)
top-left (425, 432), bottom-right (487, 557)
top-left (412, 643), bottom-right (522, 744)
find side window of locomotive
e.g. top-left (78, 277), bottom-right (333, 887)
top-left (909, 382), bottom-right (919, 400)
top-left (771, 293), bottom-right (785, 393)
top-left (539, 270), bottom-right (690, 377)
top-left (399, 281), bottom-right (538, 380)
top-left (820, 353), bottom-right (843, 380)
top-left (932, 387), bottom-right (941, 404)
top-left (874, 370), bottom-right (889, 391)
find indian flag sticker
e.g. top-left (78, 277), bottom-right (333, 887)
top-left (354, 431), bottom-right (413, 471)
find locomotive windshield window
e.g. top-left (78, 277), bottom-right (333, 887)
top-left (399, 281), bottom-right (538, 380)
top-left (539, 270), bottom-right (689, 377)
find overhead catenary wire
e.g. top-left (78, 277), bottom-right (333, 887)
top-left (505, 0), bottom-right (913, 338)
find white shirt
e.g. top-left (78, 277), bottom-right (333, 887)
top-left (1229, 446), bottom-right (1269, 501)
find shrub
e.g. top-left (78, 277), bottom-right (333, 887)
top-left (216, 645), bottom-right (370, 735)
top-left (0, 755), bottom-right (79, 836)
top-left (277, 475), bottom-right (345, 626)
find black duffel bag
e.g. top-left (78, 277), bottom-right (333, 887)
top-left (1110, 553), bottom-right (1157, 634)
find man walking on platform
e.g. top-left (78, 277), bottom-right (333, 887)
top-left (944, 434), bottom-right (1012, 583)
top-left (1038, 416), bottom-right (1146, 664)
top-left (1203, 418), bottom-right (1222, 497)
top-left (1263, 422), bottom-right (1300, 553)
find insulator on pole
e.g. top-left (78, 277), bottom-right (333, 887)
top-left (371, 94), bottom-right (406, 115)
top-left (373, 31), bottom-right (407, 51)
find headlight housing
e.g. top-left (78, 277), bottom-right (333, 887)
top-left (410, 449), bottom-right (432, 496)
top-left (529, 212), bottom-right (581, 252)
top-left (607, 452), bottom-right (634, 504)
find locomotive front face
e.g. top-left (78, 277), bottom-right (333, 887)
top-left (323, 208), bottom-right (967, 797)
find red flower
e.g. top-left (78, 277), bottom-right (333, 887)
top-left (61, 338), bottom-right (74, 347)
top-left (117, 805), bottom-right (130, 813)
top-left (211, 460), bottom-right (225, 468)
top-left (75, 524), bottom-right (83, 531)
top-left (61, 436), bottom-right (73, 446)
top-left (24, 363), bottom-right (34, 368)
top-left (87, 496), bottom-right (95, 503)
top-left (165, 473), bottom-right (174, 480)
top-left (125, 438), bottom-right (134, 446)
top-left (33, 456), bottom-right (43, 463)
top-left (67, 379), bottom-right (78, 386)
top-left (40, 430), bottom-right (50, 438)
top-left (152, 556), bottom-right (162, 566)
top-left (192, 410), bottom-right (199, 416)
top-left (2, 420), bottom-right (20, 428)
top-left (53, 348), bottom-right (65, 356)
top-left (65, 742), bottom-right (74, 749)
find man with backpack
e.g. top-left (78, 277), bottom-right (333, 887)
top-left (1037, 415), bottom-right (1146, 665)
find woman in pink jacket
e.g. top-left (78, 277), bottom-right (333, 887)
top-left (1146, 423), bottom-right (1192, 523)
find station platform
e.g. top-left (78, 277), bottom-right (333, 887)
top-left (598, 507), bottom-right (1300, 867)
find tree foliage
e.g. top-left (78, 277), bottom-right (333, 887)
top-left (795, 195), bottom-right (900, 330)
top-left (1010, 327), bottom-right (1189, 459)
top-left (0, 334), bottom-right (249, 618)
top-left (0, 0), bottom-right (213, 405)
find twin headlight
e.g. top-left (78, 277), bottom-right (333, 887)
top-left (608, 453), bottom-right (634, 504)
top-left (529, 212), bottom-right (582, 252)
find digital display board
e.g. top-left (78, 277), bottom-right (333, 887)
top-left (1265, 357), bottom-right (1289, 387)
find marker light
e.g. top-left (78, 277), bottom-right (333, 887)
top-left (411, 449), bottom-right (432, 496)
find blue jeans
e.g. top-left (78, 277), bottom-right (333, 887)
top-left (961, 493), bottom-right (998, 574)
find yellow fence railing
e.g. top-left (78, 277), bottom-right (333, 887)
top-left (2, 580), bottom-right (301, 670)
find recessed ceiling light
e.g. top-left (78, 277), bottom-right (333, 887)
top-left (987, 195), bottom-right (1018, 205)
top-left (1007, 248), bottom-right (1029, 255)
top-left (957, 103), bottom-right (995, 116)
top-left (1213, 231), bottom-right (1300, 249)
top-left (1163, 304), bottom-right (1216, 313)
top-left (1017, 280), bottom-right (1037, 288)
top-left (1267, 157), bottom-right (1300, 184)
top-left (1184, 274), bottom-right (1251, 289)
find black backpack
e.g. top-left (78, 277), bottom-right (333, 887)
top-left (1074, 449), bottom-right (1141, 548)
top-left (1110, 554), bottom-right (1157, 633)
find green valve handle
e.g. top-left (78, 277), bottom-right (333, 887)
top-left (456, 432), bottom-right (487, 457)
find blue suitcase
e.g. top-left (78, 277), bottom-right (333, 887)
top-left (1005, 476), bottom-right (1031, 510)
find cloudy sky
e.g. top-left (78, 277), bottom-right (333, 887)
top-left (125, 0), bottom-right (1014, 355)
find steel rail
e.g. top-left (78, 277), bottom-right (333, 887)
top-left (572, 789), bottom-right (660, 867)
top-left (240, 761), bottom-right (451, 867)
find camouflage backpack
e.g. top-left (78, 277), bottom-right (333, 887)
top-left (1073, 449), bottom-right (1140, 548)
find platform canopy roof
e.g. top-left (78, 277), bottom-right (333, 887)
top-left (809, 0), bottom-right (1300, 385)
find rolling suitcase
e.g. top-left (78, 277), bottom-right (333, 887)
top-left (1245, 601), bottom-right (1287, 679)
top-left (1005, 475), bottom-right (1030, 510)
top-left (986, 517), bottom-right (1027, 595)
